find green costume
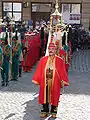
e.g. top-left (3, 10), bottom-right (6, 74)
top-left (1, 37), bottom-right (11, 86)
top-left (0, 45), bottom-right (2, 62)
top-left (11, 37), bottom-right (21, 80)
top-left (64, 44), bottom-right (70, 52)
top-left (0, 45), bottom-right (2, 72)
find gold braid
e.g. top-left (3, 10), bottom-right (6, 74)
top-left (12, 43), bottom-right (20, 57)
top-left (2, 45), bottom-right (10, 56)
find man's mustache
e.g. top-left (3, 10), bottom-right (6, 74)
top-left (49, 51), bottom-right (54, 53)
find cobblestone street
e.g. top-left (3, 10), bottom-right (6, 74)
top-left (0, 50), bottom-right (90, 120)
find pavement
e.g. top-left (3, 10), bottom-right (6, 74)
top-left (0, 50), bottom-right (90, 120)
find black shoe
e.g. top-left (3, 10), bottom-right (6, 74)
top-left (14, 79), bottom-right (18, 81)
top-left (41, 109), bottom-right (49, 113)
top-left (1, 83), bottom-right (5, 86)
top-left (19, 75), bottom-right (22, 77)
top-left (41, 109), bottom-right (48, 118)
top-left (6, 82), bottom-right (9, 86)
top-left (51, 105), bottom-right (57, 115)
top-left (11, 79), bottom-right (18, 81)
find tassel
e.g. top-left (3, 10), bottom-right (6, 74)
top-left (5, 32), bottom-right (8, 44)
top-left (15, 30), bottom-right (18, 40)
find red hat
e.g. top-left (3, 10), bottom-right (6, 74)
top-left (48, 42), bottom-right (56, 49)
top-left (55, 41), bottom-right (59, 45)
top-left (25, 32), bottom-right (31, 36)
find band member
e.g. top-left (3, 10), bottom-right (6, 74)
top-left (62, 28), bottom-right (70, 72)
top-left (0, 40), bottom-right (2, 75)
top-left (0, 32), bottom-right (11, 86)
top-left (22, 32), bottom-right (30, 72)
top-left (58, 43), bottom-right (66, 64)
top-left (67, 25), bottom-right (72, 62)
top-left (18, 32), bottom-right (23, 77)
top-left (32, 41), bottom-right (69, 118)
top-left (11, 30), bottom-right (21, 80)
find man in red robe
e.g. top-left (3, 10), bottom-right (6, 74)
top-left (22, 32), bottom-right (31, 72)
top-left (32, 42), bottom-right (69, 118)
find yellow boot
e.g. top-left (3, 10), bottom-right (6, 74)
top-left (51, 106), bottom-right (57, 118)
top-left (41, 112), bottom-right (47, 118)
top-left (52, 113), bottom-right (56, 118)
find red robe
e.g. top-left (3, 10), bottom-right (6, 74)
top-left (22, 39), bottom-right (32, 71)
top-left (32, 56), bottom-right (69, 106)
top-left (22, 34), bottom-right (41, 71)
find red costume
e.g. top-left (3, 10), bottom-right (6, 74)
top-left (22, 33), bottom-right (41, 72)
top-left (32, 55), bottom-right (69, 106)
top-left (22, 37), bottom-right (31, 72)
top-left (59, 48), bottom-right (66, 64)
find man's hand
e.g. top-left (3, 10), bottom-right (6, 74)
top-left (61, 80), bottom-right (64, 93)
top-left (61, 80), bottom-right (64, 87)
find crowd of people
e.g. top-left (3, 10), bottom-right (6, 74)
top-left (0, 18), bottom-right (50, 86)
top-left (70, 24), bottom-right (90, 52)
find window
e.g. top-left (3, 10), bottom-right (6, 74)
top-left (62, 4), bottom-right (70, 13)
top-left (71, 4), bottom-right (80, 14)
top-left (3, 2), bottom-right (22, 21)
top-left (3, 2), bottom-right (12, 11)
top-left (13, 13), bottom-right (21, 21)
top-left (13, 3), bottom-right (22, 12)
top-left (61, 4), bottom-right (81, 24)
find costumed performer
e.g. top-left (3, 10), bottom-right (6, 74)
top-left (0, 32), bottom-right (11, 86)
top-left (32, 41), bottom-right (69, 118)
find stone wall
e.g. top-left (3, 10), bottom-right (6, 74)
top-left (23, 0), bottom-right (31, 20)
top-left (82, 1), bottom-right (90, 31)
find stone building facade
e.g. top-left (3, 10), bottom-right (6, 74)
top-left (0, 0), bottom-right (90, 30)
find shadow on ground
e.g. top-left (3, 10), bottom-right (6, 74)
top-left (4, 113), bottom-right (16, 120)
top-left (22, 98), bottom-right (41, 120)
top-left (22, 98), bottom-right (56, 120)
